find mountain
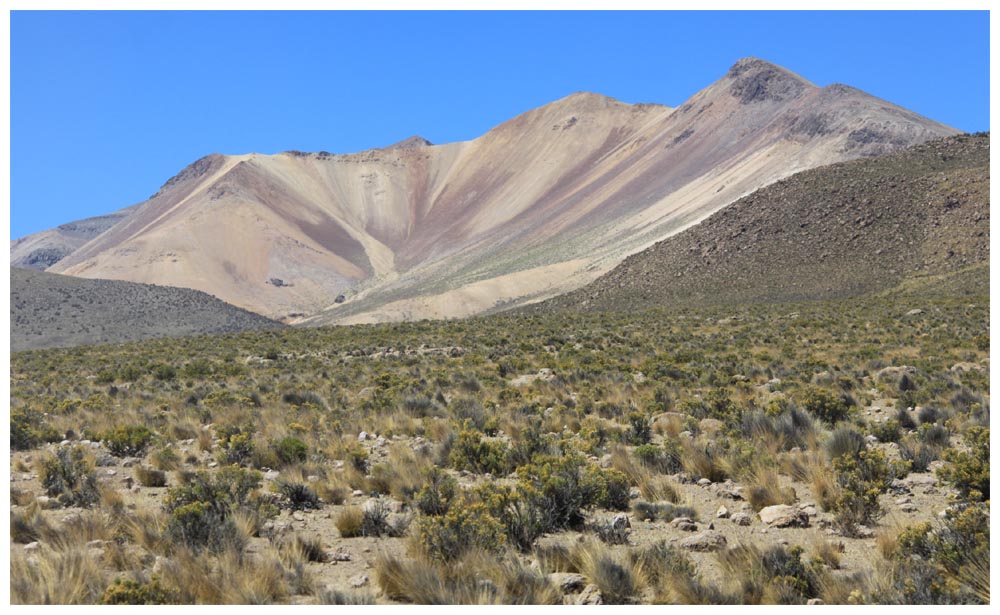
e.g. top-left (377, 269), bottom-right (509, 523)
top-left (10, 268), bottom-right (284, 351)
top-left (539, 133), bottom-right (989, 313)
top-left (10, 206), bottom-right (137, 270)
top-left (15, 58), bottom-right (959, 324)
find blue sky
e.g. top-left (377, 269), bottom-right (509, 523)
top-left (9, 10), bottom-right (990, 239)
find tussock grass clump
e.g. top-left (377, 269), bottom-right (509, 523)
top-left (571, 541), bottom-right (642, 605)
top-left (275, 481), bottom-right (320, 511)
top-left (335, 507), bottom-right (364, 538)
top-left (10, 544), bottom-right (109, 604)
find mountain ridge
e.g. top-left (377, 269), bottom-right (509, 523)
top-left (13, 58), bottom-right (959, 324)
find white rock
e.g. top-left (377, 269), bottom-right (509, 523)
top-left (716, 505), bottom-right (730, 519)
top-left (759, 505), bottom-right (809, 528)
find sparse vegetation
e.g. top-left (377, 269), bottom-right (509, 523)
top-left (9, 276), bottom-right (989, 604)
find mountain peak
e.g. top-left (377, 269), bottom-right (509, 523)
top-left (386, 135), bottom-right (433, 150)
top-left (725, 57), bottom-right (814, 104)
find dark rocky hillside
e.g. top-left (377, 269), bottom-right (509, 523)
top-left (543, 133), bottom-right (989, 312)
top-left (10, 268), bottom-right (284, 351)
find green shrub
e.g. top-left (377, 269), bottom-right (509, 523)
top-left (415, 500), bottom-right (506, 562)
top-left (802, 387), bottom-right (852, 425)
top-left (103, 425), bottom-right (154, 457)
top-left (937, 427), bottom-right (989, 501)
top-left (449, 429), bottom-right (510, 475)
top-left (164, 465), bottom-right (263, 518)
top-left (217, 432), bottom-right (255, 466)
top-left (415, 467), bottom-right (458, 516)
top-left (832, 448), bottom-right (898, 536)
top-left (10, 408), bottom-right (61, 451)
top-left (874, 503), bottom-right (989, 604)
top-left (152, 364), bottom-right (177, 381)
top-left (273, 436), bottom-right (308, 465)
top-left (166, 500), bottom-right (245, 553)
top-left (624, 410), bottom-right (651, 445)
top-left (869, 419), bottom-right (901, 444)
top-left (101, 577), bottom-right (176, 605)
top-left (40, 446), bottom-right (100, 508)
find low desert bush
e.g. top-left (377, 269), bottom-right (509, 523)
top-left (937, 426), bottom-right (989, 501)
top-left (100, 577), bottom-right (176, 605)
top-left (39, 446), bottom-right (101, 508)
top-left (413, 499), bottom-right (506, 562)
top-left (103, 425), bottom-right (154, 457)
top-left (831, 448), bottom-right (898, 536)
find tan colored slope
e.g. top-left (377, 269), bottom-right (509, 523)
top-left (40, 58), bottom-right (958, 322)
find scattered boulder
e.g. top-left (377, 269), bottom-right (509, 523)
top-left (716, 505), bottom-right (730, 519)
top-left (670, 517), bottom-right (699, 532)
top-left (876, 366), bottom-right (917, 382)
top-left (680, 530), bottom-right (727, 552)
top-left (731, 512), bottom-right (753, 526)
top-left (759, 505), bottom-right (809, 528)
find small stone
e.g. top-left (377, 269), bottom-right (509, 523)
top-left (716, 505), bottom-right (730, 519)
top-left (899, 503), bottom-right (918, 513)
top-left (549, 572), bottom-right (587, 594)
top-left (24, 542), bottom-right (40, 552)
top-left (60, 440), bottom-right (71, 446)
top-left (906, 309), bottom-right (924, 316)
top-left (264, 470), bottom-right (280, 481)
top-left (576, 584), bottom-right (603, 605)
top-left (105, 469), bottom-right (117, 477)
top-left (854, 526), bottom-right (876, 538)
top-left (358, 431), bottom-right (369, 442)
top-left (808, 599), bottom-right (825, 605)
top-left (329, 547), bottom-right (352, 562)
top-left (800, 506), bottom-right (818, 517)
top-left (306, 475), bottom-right (320, 483)
top-left (895, 496), bottom-right (911, 505)
top-left (208, 462), bottom-right (218, 468)
top-left (292, 512), bottom-right (305, 522)
top-left (697, 478), bottom-right (712, 487)
top-left (731, 512), bottom-right (753, 526)
top-left (353, 490), bottom-right (364, 497)
top-left (349, 574), bottom-right (369, 588)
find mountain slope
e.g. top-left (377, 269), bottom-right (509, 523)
top-left (10, 206), bottom-right (137, 270)
top-left (539, 133), bottom-right (989, 313)
top-left (10, 268), bottom-right (284, 351)
top-left (18, 58), bottom-right (959, 323)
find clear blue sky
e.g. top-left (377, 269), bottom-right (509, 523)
top-left (10, 10), bottom-right (990, 239)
